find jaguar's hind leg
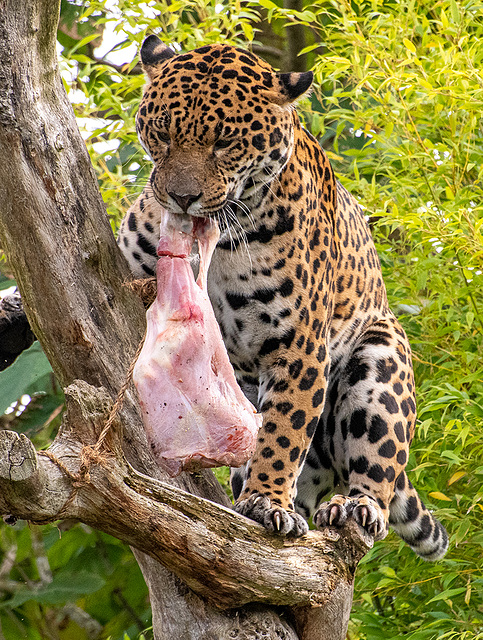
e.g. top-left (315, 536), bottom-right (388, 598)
top-left (312, 317), bottom-right (448, 558)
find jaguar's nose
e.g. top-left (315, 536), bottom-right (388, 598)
top-left (168, 191), bottom-right (202, 213)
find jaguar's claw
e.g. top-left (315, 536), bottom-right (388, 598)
top-left (329, 505), bottom-right (339, 526)
top-left (235, 492), bottom-right (309, 537)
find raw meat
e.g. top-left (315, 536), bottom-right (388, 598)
top-left (133, 208), bottom-right (261, 476)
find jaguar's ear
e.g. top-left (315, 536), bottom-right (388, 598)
top-left (140, 35), bottom-right (176, 79)
top-left (276, 71), bottom-right (314, 104)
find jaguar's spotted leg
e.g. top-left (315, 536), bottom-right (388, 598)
top-left (116, 187), bottom-right (160, 278)
top-left (313, 318), bottom-right (414, 541)
top-left (234, 348), bottom-right (330, 537)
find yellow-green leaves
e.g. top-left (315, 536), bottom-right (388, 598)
top-left (297, 2), bottom-right (483, 637)
top-left (403, 37), bottom-right (416, 54)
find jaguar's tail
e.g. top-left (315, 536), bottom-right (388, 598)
top-left (389, 471), bottom-right (449, 561)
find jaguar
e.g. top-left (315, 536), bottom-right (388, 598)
top-left (118, 34), bottom-right (448, 560)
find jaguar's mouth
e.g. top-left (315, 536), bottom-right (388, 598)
top-left (149, 171), bottom-right (256, 221)
top-left (151, 184), bottom-right (219, 220)
top-left (155, 209), bottom-right (216, 259)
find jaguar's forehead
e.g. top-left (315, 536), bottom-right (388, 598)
top-left (144, 44), bottom-right (276, 95)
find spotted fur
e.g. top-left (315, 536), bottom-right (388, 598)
top-left (118, 35), bottom-right (448, 560)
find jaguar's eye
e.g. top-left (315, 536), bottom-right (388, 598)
top-left (157, 131), bottom-right (171, 144)
top-left (214, 138), bottom-right (233, 151)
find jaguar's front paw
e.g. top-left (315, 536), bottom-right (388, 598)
top-left (314, 494), bottom-right (388, 541)
top-left (235, 493), bottom-right (309, 537)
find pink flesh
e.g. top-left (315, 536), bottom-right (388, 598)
top-left (133, 209), bottom-right (262, 476)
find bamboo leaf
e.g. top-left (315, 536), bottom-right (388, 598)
top-left (403, 38), bottom-right (416, 54)
top-left (428, 491), bottom-right (452, 501)
top-left (448, 470), bottom-right (466, 485)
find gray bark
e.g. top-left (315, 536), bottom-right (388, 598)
top-left (0, 1), bottom-right (370, 638)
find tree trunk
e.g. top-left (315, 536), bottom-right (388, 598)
top-left (0, 2), bottom-right (370, 638)
top-left (283, 0), bottom-right (307, 71)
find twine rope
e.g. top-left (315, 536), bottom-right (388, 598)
top-left (38, 330), bottom-right (146, 520)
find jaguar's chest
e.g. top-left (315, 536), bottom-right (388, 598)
top-left (207, 245), bottom-right (298, 373)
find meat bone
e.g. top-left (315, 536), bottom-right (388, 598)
top-left (133, 208), bottom-right (262, 476)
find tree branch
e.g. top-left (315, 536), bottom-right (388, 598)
top-left (0, 382), bottom-right (371, 611)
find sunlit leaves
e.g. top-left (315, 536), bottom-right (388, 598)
top-left (283, 2), bottom-right (483, 637)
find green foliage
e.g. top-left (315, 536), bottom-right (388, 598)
top-left (0, 522), bottom-right (151, 639)
top-left (1, 0), bottom-right (482, 638)
top-left (0, 343), bottom-right (55, 415)
top-left (285, 1), bottom-right (483, 637)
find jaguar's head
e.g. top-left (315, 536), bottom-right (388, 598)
top-left (136, 35), bottom-right (313, 220)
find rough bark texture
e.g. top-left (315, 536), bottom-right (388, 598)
top-left (0, 382), bottom-right (369, 611)
top-left (0, 2), bottom-right (370, 638)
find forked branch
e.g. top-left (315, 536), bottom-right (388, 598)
top-left (0, 382), bottom-right (371, 611)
